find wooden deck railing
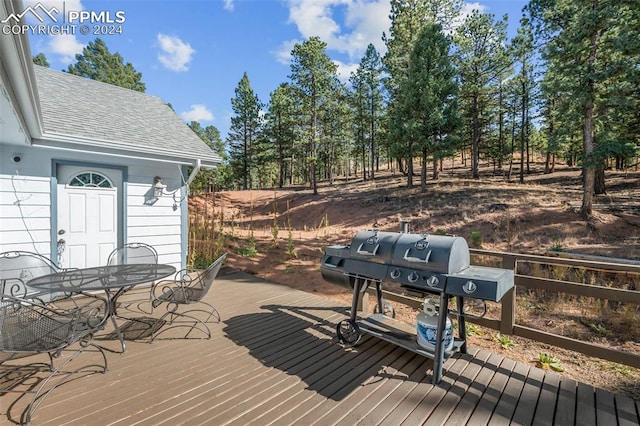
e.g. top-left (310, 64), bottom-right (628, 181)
top-left (361, 249), bottom-right (640, 369)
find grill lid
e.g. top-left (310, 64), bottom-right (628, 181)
top-left (348, 230), bottom-right (470, 274)
top-left (349, 230), bottom-right (397, 264)
top-left (391, 233), bottom-right (469, 274)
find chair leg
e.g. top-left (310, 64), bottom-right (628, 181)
top-left (175, 301), bottom-right (220, 324)
top-left (26, 341), bottom-right (107, 425)
top-left (1, 338), bottom-right (107, 425)
top-left (153, 309), bottom-right (212, 340)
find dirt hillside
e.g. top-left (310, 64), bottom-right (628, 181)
top-left (192, 163), bottom-right (640, 399)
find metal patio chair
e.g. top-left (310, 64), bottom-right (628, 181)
top-left (151, 253), bottom-right (227, 340)
top-left (107, 242), bottom-right (158, 266)
top-left (107, 243), bottom-right (159, 314)
top-left (0, 251), bottom-right (59, 299)
top-left (0, 251), bottom-right (110, 338)
top-left (0, 294), bottom-right (108, 425)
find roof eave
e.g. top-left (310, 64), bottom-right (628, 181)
top-left (33, 133), bottom-right (222, 167)
top-left (0, 0), bottom-right (44, 140)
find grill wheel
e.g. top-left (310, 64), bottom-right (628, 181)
top-left (336, 319), bottom-right (361, 346)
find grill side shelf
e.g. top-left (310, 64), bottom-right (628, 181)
top-left (358, 313), bottom-right (464, 360)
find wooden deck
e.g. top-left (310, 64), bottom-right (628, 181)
top-left (1, 269), bottom-right (639, 425)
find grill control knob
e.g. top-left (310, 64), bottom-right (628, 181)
top-left (463, 280), bottom-right (477, 294)
top-left (407, 271), bottom-right (419, 283)
top-left (427, 275), bottom-right (439, 287)
top-left (390, 269), bottom-right (402, 279)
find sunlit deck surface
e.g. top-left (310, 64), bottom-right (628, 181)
top-left (1, 268), bottom-right (639, 425)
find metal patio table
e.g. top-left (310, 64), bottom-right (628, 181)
top-left (27, 263), bottom-right (176, 352)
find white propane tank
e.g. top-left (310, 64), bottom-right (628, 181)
top-left (416, 299), bottom-right (454, 352)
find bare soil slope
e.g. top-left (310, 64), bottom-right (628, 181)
top-left (193, 164), bottom-right (640, 399)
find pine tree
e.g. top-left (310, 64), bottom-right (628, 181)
top-left (67, 38), bottom-right (145, 92)
top-left (355, 44), bottom-right (385, 180)
top-left (227, 72), bottom-right (263, 190)
top-left (453, 10), bottom-right (510, 179)
top-left (399, 23), bottom-right (459, 191)
top-left (528, 0), bottom-right (640, 218)
top-left (33, 53), bottom-right (49, 67)
top-left (264, 83), bottom-right (298, 188)
top-left (289, 36), bottom-right (339, 195)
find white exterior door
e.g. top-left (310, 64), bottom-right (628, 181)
top-left (57, 166), bottom-right (120, 268)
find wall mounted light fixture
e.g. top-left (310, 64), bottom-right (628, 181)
top-left (153, 176), bottom-right (165, 197)
top-left (144, 176), bottom-right (167, 205)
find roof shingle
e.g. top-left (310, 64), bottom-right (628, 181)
top-left (33, 65), bottom-right (221, 165)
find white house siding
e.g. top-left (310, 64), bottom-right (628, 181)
top-left (0, 143), bottom-right (187, 269)
top-left (123, 163), bottom-right (185, 268)
top-left (0, 145), bottom-right (53, 256)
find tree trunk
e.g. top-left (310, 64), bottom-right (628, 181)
top-left (370, 104), bottom-right (376, 180)
top-left (310, 78), bottom-right (318, 195)
top-left (581, 96), bottom-right (596, 218)
top-left (544, 104), bottom-right (554, 174)
top-left (498, 83), bottom-right (504, 170)
top-left (594, 167), bottom-right (606, 194)
top-left (432, 134), bottom-right (439, 180)
top-left (471, 93), bottom-right (480, 179)
top-left (507, 106), bottom-right (517, 181)
top-left (580, 12), bottom-right (599, 219)
top-left (421, 146), bottom-right (427, 193)
top-left (407, 146), bottom-right (414, 188)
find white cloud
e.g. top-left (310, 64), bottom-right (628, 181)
top-left (274, 39), bottom-right (300, 65)
top-left (334, 60), bottom-right (358, 82)
top-left (180, 104), bottom-right (214, 122)
top-left (47, 34), bottom-right (85, 63)
top-left (275, 0), bottom-right (391, 85)
top-left (156, 34), bottom-right (195, 72)
top-left (277, 1), bottom-right (490, 79)
top-left (21, 0), bottom-right (85, 64)
top-left (461, 2), bottom-right (487, 16)
top-left (281, 0), bottom-right (390, 63)
top-left (453, 2), bottom-right (488, 29)
top-left (223, 0), bottom-right (234, 11)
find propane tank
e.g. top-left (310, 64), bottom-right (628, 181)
top-left (416, 299), bottom-right (454, 352)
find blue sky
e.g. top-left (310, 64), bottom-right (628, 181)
top-left (21, 0), bottom-right (529, 141)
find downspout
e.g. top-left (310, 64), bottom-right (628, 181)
top-left (181, 159), bottom-right (200, 271)
top-left (185, 158), bottom-right (201, 191)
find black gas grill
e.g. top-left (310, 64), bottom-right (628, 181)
top-left (322, 230), bottom-right (512, 301)
top-left (320, 229), bottom-right (514, 384)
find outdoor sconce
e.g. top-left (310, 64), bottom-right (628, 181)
top-left (144, 176), bottom-right (166, 205)
top-left (153, 176), bottom-right (165, 197)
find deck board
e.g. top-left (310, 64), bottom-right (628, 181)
top-left (510, 365), bottom-right (544, 426)
top-left (1, 268), bottom-right (637, 425)
top-left (617, 394), bottom-right (640, 426)
top-left (465, 356), bottom-right (516, 424)
top-left (423, 349), bottom-right (492, 425)
top-left (531, 370), bottom-right (560, 426)
top-left (490, 360), bottom-right (530, 425)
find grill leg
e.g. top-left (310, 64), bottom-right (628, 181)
top-left (375, 281), bottom-right (384, 314)
top-left (457, 296), bottom-right (467, 354)
top-left (349, 278), bottom-right (362, 322)
top-left (432, 292), bottom-right (449, 385)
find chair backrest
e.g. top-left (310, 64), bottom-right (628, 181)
top-left (192, 253), bottom-right (227, 300)
top-left (0, 251), bottom-right (59, 297)
top-left (108, 243), bottom-right (158, 265)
